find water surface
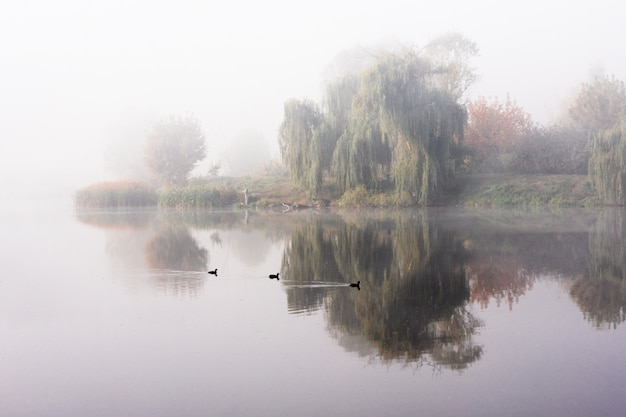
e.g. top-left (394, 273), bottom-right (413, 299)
top-left (1, 205), bottom-right (625, 416)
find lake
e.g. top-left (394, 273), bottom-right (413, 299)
top-left (1, 203), bottom-right (625, 417)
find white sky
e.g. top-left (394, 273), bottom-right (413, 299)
top-left (1, 0), bottom-right (625, 199)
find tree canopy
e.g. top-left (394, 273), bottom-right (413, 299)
top-left (572, 75), bottom-right (626, 204)
top-left (569, 75), bottom-right (626, 135)
top-left (144, 114), bottom-right (207, 186)
top-left (280, 43), bottom-right (473, 204)
top-left (589, 121), bottom-right (626, 204)
top-left (463, 95), bottom-right (536, 173)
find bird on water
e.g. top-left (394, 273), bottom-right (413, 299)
top-left (349, 281), bottom-right (360, 290)
top-left (269, 273), bottom-right (280, 280)
top-left (208, 269), bottom-right (218, 276)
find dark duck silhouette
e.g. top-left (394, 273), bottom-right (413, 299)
top-left (349, 281), bottom-right (360, 290)
top-left (269, 272), bottom-right (280, 280)
top-left (208, 269), bottom-right (218, 276)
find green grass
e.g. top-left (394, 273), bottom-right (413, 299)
top-left (443, 174), bottom-right (602, 207)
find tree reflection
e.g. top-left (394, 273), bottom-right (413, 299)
top-left (457, 217), bottom-right (590, 310)
top-left (79, 206), bottom-right (626, 330)
top-left (281, 210), bottom-right (483, 369)
top-left (571, 209), bottom-right (626, 328)
top-left (144, 226), bottom-right (209, 296)
top-left (145, 226), bottom-right (208, 271)
top-left (465, 244), bottom-right (534, 310)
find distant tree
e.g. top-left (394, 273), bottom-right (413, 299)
top-left (463, 96), bottom-right (535, 173)
top-left (103, 112), bottom-right (156, 181)
top-left (260, 158), bottom-right (289, 177)
top-left (144, 114), bottom-right (207, 186)
top-left (221, 129), bottom-right (271, 176)
top-left (423, 32), bottom-right (479, 100)
top-left (207, 162), bottom-right (221, 177)
top-left (569, 75), bottom-right (626, 135)
top-left (322, 45), bottom-right (378, 82)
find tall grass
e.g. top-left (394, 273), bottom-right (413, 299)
top-left (158, 184), bottom-right (240, 209)
top-left (75, 181), bottom-right (158, 208)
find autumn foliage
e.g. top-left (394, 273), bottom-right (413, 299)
top-left (463, 96), bottom-right (589, 175)
top-left (463, 96), bottom-right (535, 173)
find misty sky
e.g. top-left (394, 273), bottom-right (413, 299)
top-left (1, 0), bottom-right (625, 200)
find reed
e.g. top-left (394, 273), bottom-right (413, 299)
top-left (158, 184), bottom-right (240, 209)
top-left (74, 181), bottom-right (158, 208)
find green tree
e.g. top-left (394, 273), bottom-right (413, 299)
top-left (278, 99), bottom-right (325, 195)
top-left (365, 51), bottom-right (466, 202)
top-left (280, 45), bottom-right (470, 204)
top-left (144, 114), bottom-right (207, 186)
top-left (589, 121), bottom-right (626, 204)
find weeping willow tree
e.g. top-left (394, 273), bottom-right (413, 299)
top-left (326, 51), bottom-right (467, 202)
top-left (330, 79), bottom-right (392, 194)
top-left (278, 99), bottom-right (325, 195)
top-left (589, 121), bottom-right (626, 204)
top-left (280, 45), bottom-right (471, 204)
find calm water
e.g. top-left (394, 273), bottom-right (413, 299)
top-left (1, 203), bottom-right (625, 417)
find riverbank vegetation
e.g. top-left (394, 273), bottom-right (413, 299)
top-left (74, 174), bottom-right (601, 209)
top-left (74, 181), bottom-right (158, 208)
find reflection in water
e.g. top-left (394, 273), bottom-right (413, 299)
top-left (465, 242), bottom-right (535, 310)
top-left (76, 209), bottom-right (211, 296)
top-left (227, 230), bottom-right (271, 266)
top-left (76, 207), bottom-right (626, 354)
top-left (438, 208), bottom-right (626, 330)
top-left (144, 226), bottom-right (209, 296)
top-left (75, 209), bottom-right (156, 229)
top-left (281, 211), bottom-right (483, 369)
top-left (145, 226), bottom-right (208, 271)
top-left (571, 209), bottom-right (626, 328)
top-left (210, 231), bottom-right (222, 246)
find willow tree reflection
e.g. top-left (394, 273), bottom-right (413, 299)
top-left (281, 210), bottom-right (482, 369)
top-left (571, 209), bottom-right (626, 328)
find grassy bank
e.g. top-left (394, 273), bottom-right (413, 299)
top-left (442, 174), bottom-right (602, 207)
top-left (75, 174), bottom-right (604, 209)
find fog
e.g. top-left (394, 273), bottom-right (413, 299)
top-left (2, 0), bottom-right (625, 201)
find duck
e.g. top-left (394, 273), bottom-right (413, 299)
top-left (208, 268), bottom-right (218, 276)
top-left (349, 281), bottom-right (360, 290)
top-left (269, 272), bottom-right (280, 280)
